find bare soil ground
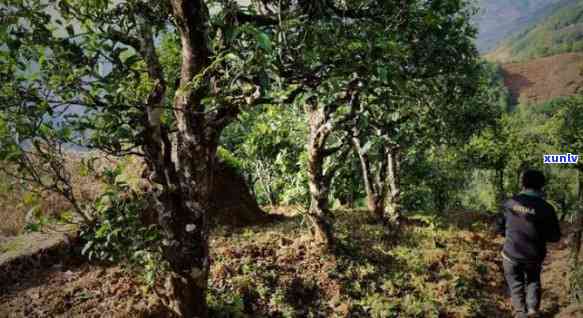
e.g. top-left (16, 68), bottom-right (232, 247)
top-left (0, 211), bottom-right (580, 317)
top-left (498, 53), bottom-right (583, 106)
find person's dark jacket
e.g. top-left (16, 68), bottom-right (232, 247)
top-left (495, 190), bottom-right (561, 263)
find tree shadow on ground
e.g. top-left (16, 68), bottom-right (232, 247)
top-left (331, 209), bottom-right (516, 317)
top-left (0, 255), bottom-right (92, 296)
top-left (429, 209), bottom-right (576, 318)
top-left (282, 276), bottom-right (324, 316)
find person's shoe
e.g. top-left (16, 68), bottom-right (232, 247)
top-left (527, 308), bottom-right (539, 317)
top-left (514, 311), bottom-right (528, 318)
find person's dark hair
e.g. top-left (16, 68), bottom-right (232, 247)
top-left (521, 169), bottom-right (546, 190)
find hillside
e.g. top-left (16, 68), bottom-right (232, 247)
top-left (2, 210), bottom-right (581, 317)
top-left (485, 0), bottom-right (583, 63)
top-left (499, 52), bottom-right (583, 106)
top-left (475, 0), bottom-right (576, 53)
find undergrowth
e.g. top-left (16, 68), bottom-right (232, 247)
top-left (570, 262), bottom-right (583, 305)
top-left (207, 209), bottom-right (508, 318)
top-left (79, 165), bottom-right (166, 288)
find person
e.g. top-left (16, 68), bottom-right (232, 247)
top-left (495, 169), bottom-right (561, 318)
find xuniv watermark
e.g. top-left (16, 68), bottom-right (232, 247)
top-left (543, 153), bottom-right (579, 164)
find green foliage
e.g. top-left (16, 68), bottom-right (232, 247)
top-left (217, 147), bottom-right (244, 172)
top-left (460, 170), bottom-right (498, 211)
top-left (222, 105), bottom-right (309, 206)
top-left (475, 0), bottom-right (576, 52)
top-left (432, 61), bottom-right (507, 212)
top-left (23, 207), bottom-right (51, 233)
top-left (4, 0), bottom-right (580, 314)
top-left (548, 95), bottom-right (583, 154)
top-left (207, 290), bottom-right (247, 318)
top-left (463, 68), bottom-right (510, 166)
top-left (460, 93), bottom-right (583, 214)
top-left (399, 146), bottom-right (467, 213)
top-left (330, 155), bottom-right (364, 208)
top-left (425, 148), bottom-right (469, 212)
top-left (534, 96), bottom-right (577, 114)
top-left (80, 166), bottom-right (165, 287)
top-left (542, 95), bottom-right (583, 217)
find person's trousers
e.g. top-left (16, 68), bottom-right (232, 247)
top-left (502, 257), bottom-right (542, 315)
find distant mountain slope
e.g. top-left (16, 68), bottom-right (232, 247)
top-left (485, 0), bottom-right (583, 63)
top-left (474, 0), bottom-right (575, 53)
top-left (499, 53), bottom-right (583, 105)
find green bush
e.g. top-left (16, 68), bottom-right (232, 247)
top-left (79, 166), bottom-right (166, 287)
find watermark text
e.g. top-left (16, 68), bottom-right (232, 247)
top-left (543, 153), bottom-right (579, 164)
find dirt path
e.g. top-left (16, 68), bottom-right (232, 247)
top-left (539, 227), bottom-right (583, 318)
top-left (539, 239), bottom-right (572, 316)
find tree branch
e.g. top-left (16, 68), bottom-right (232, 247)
top-left (235, 11), bottom-right (277, 26)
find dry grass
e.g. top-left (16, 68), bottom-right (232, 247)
top-left (0, 171), bottom-right (80, 237)
top-left (0, 208), bottom-right (576, 317)
top-left (0, 178), bottom-right (28, 237)
top-left (0, 263), bottom-right (165, 318)
top-left (0, 152), bottom-right (141, 237)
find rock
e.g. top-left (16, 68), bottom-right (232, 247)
top-left (0, 231), bottom-right (77, 288)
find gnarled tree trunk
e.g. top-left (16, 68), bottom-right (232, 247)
top-left (351, 136), bottom-right (386, 221)
top-left (304, 83), bottom-right (361, 247)
top-left (157, 1), bottom-right (214, 316)
top-left (493, 166), bottom-right (505, 213)
top-left (306, 105), bottom-right (335, 248)
top-left (133, 1), bottom-right (217, 316)
top-left (385, 146), bottom-right (402, 225)
top-left (352, 133), bottom-right (401, 228)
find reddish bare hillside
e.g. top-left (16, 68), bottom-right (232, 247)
top-left (500, 53), bottom-right (583, 105)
